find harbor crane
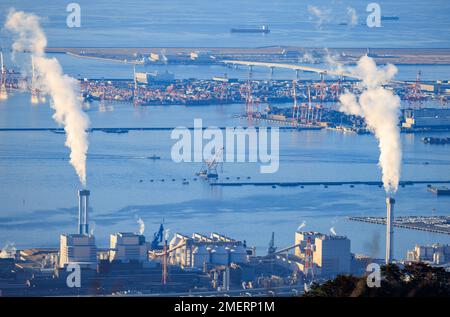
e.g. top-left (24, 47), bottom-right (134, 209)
top-left (0, 51), bottom-right (7, 100)
top-left (133, 66), bottom-right (140, 106)
top-left (150, 222), bottom-right (165, 250)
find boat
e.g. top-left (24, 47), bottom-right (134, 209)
top-left (51, 130), bottom-right (66, 134)
top-left (146, 155), bottom-right (161, 160)
top-left (230, 25), bottom-right (270, 34)
top-left (381, 16), bottom-right (399, 21)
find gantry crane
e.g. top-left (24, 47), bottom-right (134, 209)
top-left (0, 51), bottom-right (7, 100)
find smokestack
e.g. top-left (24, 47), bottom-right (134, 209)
top-left (78, 189), bottom-right (90, 235)
top-left (385, 197), bottom-right (395, 264)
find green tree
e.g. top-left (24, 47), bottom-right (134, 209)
top-left (303, 262), bottom-right (450, 297)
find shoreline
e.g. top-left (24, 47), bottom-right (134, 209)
top-left (45, 47), bottom-right (450, 66)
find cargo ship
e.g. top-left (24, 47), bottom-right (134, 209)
top-left (381, 16), bottom-right (400, 21)
top-left (230, 25), bottom-right (270, 34)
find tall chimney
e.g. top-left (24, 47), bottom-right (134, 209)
top-left (78, 189), bottom-right (90, 235)
top-left (385, 197), bottom-right (395, 264)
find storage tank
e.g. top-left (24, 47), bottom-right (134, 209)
top-left (192, 245), bottom-right (210, 268)
top-left (210, 245), bottom-right (229, 265)
top-left (229, 245), bottom-right (248, 263)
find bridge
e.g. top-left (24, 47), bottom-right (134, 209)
top-left (221, 59), bottom-right (407, 85)
top-left (221, 59), bottom-right (358, 79)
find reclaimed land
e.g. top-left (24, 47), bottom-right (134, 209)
top-left (45, 47), bottom-right (450, 65)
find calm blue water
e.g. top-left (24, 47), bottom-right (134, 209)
top-left (0, 0), bottom-right (449, 260)
top-left (0, 93), bottom-right (449, 259)
top-left (1, 0), bottom-right (450, 48)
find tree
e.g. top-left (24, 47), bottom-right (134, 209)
top-left (303, 262), bottom-right (450, 297)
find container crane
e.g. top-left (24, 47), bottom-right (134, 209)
top-left (291, 80), bottom-right (299, 122)
top-left (0, 51), bottom-right (7, 100)
top-left (133, 66), bottom-right (140, 106)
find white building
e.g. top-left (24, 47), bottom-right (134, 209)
top-left (294, 231), bottom-right (351, 277)
top-left (59, 234), bottom-right (97, 269)
top-left (109, 232), bottom-right (148, 263)
top-left (135, 70), bottom-right (174, 84)
top-left (168, 232), bottom-right (248, 268)
top-left (406, 244), bottom-right (450, 265)
top-left (313, 234), bottom-right (351, 276)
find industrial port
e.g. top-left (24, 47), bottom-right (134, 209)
top-left (1, 2), bottom-right (450, 301)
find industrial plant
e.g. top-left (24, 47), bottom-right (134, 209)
top-left (1, 1), bottom-right (449, 301)
top-left (0, 189), bottom-right (401, 296)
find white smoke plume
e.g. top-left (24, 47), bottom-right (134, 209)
top-left (90, 221), bottom-right (96, 235)
top-left (329, 227), bottom-right (337, 236)
top-left (308, 5), bottom-right (331, 28)
top-left (5, 10), bottom-right (90, 186)
top-left (164, 228), bottom-right (171, 241)
top-left (0, 242), bottom-right (16, 259)
top-left (324, 48), bottom-right (345, 74)
top-left (299, 52), bottom-right (316, 64)
top-left (297, 221), bottom-right (306, 231)
top-left (347, 7), bottom-right (358, 26)
top-left (339, 55), bottom-right (402, 194)
top-left (137, 217), bottom-right (145, 235)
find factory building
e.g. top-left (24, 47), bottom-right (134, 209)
top-left (294, 231), bottom-right (351, 277)
top-left (402, 108), bottom-right (450, 129)
top-left (190, 51), bottom-right (211, 62)
top-left (135, 70), bottom-right (175, 84)
top-left (59, 190), bottom-right (97, 269)
top-left (109, 232), bottom-right (148, 263)
top-left (406, 244), bottom-right (450, 265)
top-left (168, 233), bottom-right (248, 268)
top-left (313, 235), bottom-right (351, 276)
top-left (59, 234), bottom-right (97, 269)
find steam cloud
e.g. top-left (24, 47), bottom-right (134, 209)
top-left (5, 10), bottom-right (90, 186)
top-left (308, 5), bottom-right (330, 28)
top-left (164, 228), bottom-right (171, 241)
top-left (339, 55), bottom-right (402, 194)
top-left (347, 7), bottom-right (358, 26)
top-left (0, 242), bottom-right (16, 259)
top-left (297, 221), bottom-right (306, 231)
top-left (137, 218), bottom-right (145, 235)
top-left (329, 227), bottom-right (337, 236)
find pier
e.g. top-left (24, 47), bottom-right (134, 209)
top-left (348, 216), bottom-right (450, 235)
top-left (210, 180), bottom-right (450, 187)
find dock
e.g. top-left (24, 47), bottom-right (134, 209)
top-left (348, 216), bottom-right (450, 235)
top-left (210, 180), bottom-right (450, 187)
